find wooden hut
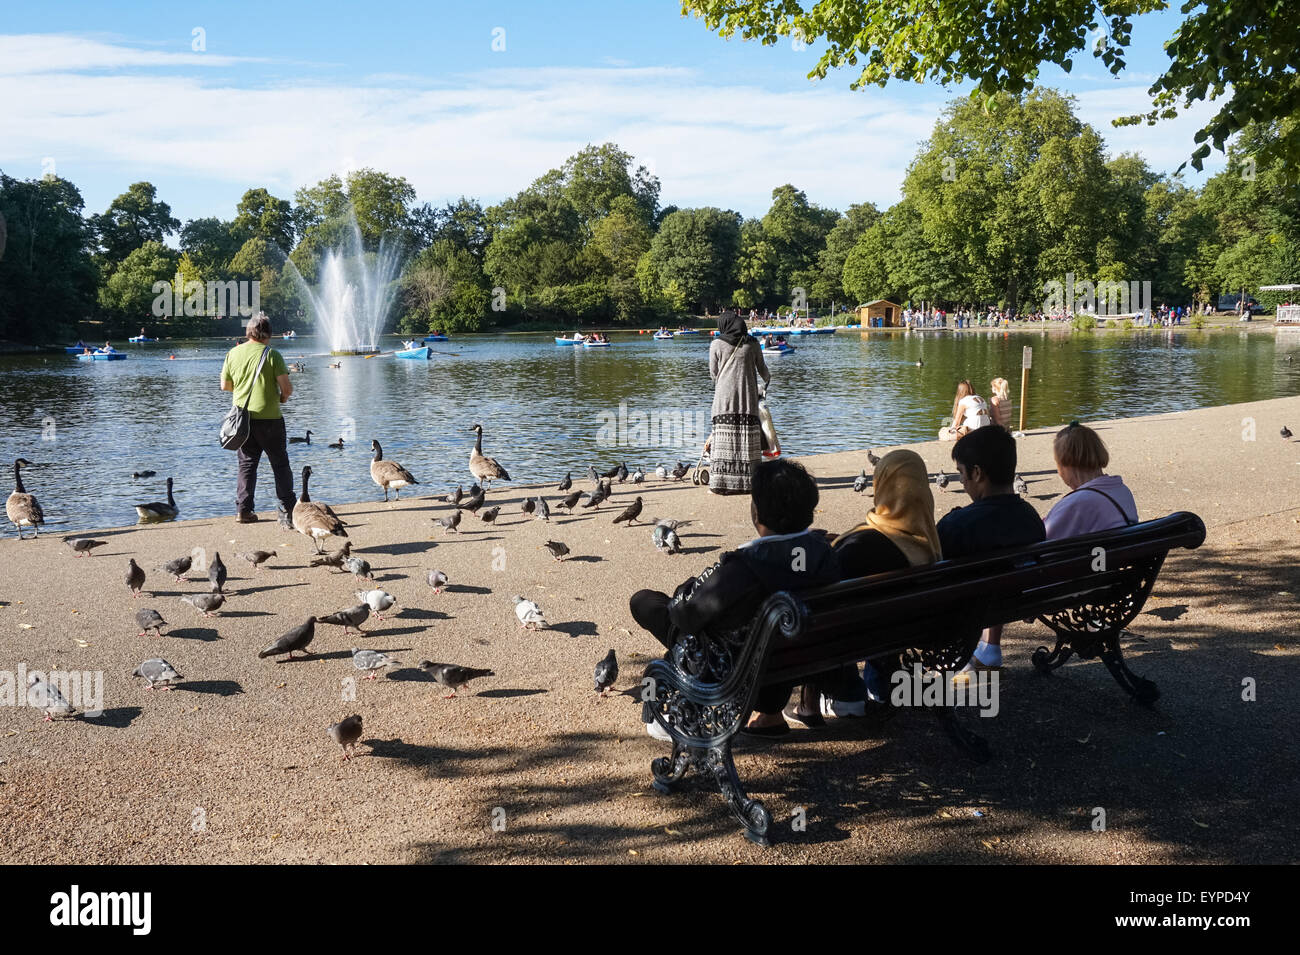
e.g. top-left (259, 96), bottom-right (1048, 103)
top-left (855, 300), bottom-right (903, 327)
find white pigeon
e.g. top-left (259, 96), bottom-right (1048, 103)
top-left (132, 658), bottom-right (182, 690)
top-left (354, 589), bottom-right (397, 620)
top-left (654, 464), bottom-right (667, 480)
top-left (512, 595), bottom-right (548, 630)
top-left (27, 674), bottom-right (77, 720)
top-left (350, 647), bottom-right (399, 680)
top-left (631, 467), bottom-right (645, 484)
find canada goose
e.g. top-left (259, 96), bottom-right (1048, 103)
top-left (293, 465), bottom-right (348, 553)
top-left (468, 424), bottom-right (510, 487)
top-left (6, 458), bottom-right (44, 539)
top-left (134, 477), bottom-right (179, 522)
top-left (289, 430), bottom-right (313, 444)
top-left (370, 440), bottom-right (419, 502)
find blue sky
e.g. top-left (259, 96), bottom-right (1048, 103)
top-left (1, 1), bottom-right (1227, 225)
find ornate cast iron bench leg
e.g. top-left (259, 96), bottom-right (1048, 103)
top-left (1032, 637), bottom-right (1077, 674)
top-left (707, 742), bottom-right (772, 846)
top-left (650, 741), bottom-right (691, 793)
top-left (1099, 632), bottom-right (1160, 706)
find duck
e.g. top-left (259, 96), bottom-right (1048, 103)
top-left (134, 477), bottom-right (179, 522)
top-left (369, 440), bottom-right (419, 502)
top-left (468, 423), bottom-right (510, 488)
top-left (6, 458), bottom-right (44, 540)
top-left (289, 430), bottom-right (313, 444)
top-left (293, 465), bottom-right (348, 552)
top-left (328, 437), bottom-right (344, 449)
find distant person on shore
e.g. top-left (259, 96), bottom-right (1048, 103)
top-left (220, 313), bottom-right (296, 524)
top-left (706, 310), bottom-right (771, 495)
top-left (989, 377), bottom-right (1013, 430)
top-left (629, 459), bottom-right (840, 738)
top-left (938, 379), bottom-right (992, 441)
top-left (1044, 422), bottom-right (1137, 538)
top-left (938, 427), bottom-right (1045, 675)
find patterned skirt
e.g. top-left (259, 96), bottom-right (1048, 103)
top-left (710, 413), bottom-right (762, 493)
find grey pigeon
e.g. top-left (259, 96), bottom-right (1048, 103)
top-left (136, 608), bottom-right (167, 637)
top-left (418, 661), bottom-right (495, 698)
top-left (26, 674), bottom-right (77, 721)
top-left (208, 551), bottom-right (227, 594)
top-left (181, 592), bottom-right (226, 617)
top-left (310, 540), bottom-right (352, 570)
top-left (66, 538), bottom-right (107, 557)
top-left (853, 469), bottom-right (869, 493)
top-left (468, 482), bottom-right (483, 497)
top-left (445, 485), bottom-right (463, 505)
top-left (631, 466), bottom-right (645, 484)
top-left (1283, 425), bottom-right (1293, 440)
top-left (583, 482), bottom-right (610, 509)
top-left (236, 549), bottom-right (276, 571)
top-left (355, 589), bottom-right (396, 619)
top-left (670, 461), bottom-right (689, 481)
top-left (513, 595), bottom-right (548, 630)
top-left (612, 496), bottom-right (643, 525)
top-left (521, 498), bottom-right (536, 515)
top-left (133, 658), bottom-right (182, 690)
top-left (319, 603), bottom-right (370, 633)
top-left (935, 472), bottom-right (950, 490)
top-left (541, 540), bottom-right (570, 561)
top-left (1013, 474), bottom-right (1028, 496)
top-left (351, 647), bottom-right (399, 679)
top-left (594, 648), bottom-right (618, 695)
top-left (126, 558), bottom-right (146, 597)
top-left (557, 472), bottom-right (572, 491)
top-left (616, 462), bottom-right (629, 483)
top-left (653, 519), bottom-right (690, 555)
top-left (479, 505), bottom-right (500, 523)
top-left (159, 555), bottom-right (192, 582)
top-left (328, 714), bottom-right (363, 760)
top-left (601, 463), bottom-right (621, 479)
top-left (426, 570), bottom-right (448, 593)
top-left (587, 465), bottom-right (600, 485)
top-left (558, 490), bottom-right (583, 511)
top-left (258, 617), bottom-right (316, 660)
top-left (435, 510), bottom-right (462, 533)
top-left (457, 489), bottom-right (486, 512)
top-left (867, 449), bottom-right (881, 468)
top-left (533, 497), bottom-right (550, 522)
top-left (342, 555), bottom-right (372, 581)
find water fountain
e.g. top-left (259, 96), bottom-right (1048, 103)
top-left (287, 213), bottom-right (403, 355)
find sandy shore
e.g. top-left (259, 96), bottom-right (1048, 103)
top-left (1, 395), bottom-right (1298, 864)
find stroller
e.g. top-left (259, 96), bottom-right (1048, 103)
top-left (692, 394), bottom-right (781, 486)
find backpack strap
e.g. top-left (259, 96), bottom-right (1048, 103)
top-left (1070, 486), bottom-right (1138, 526)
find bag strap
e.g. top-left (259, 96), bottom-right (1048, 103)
top-left (1069, 486), bottom-right (1138, 526)
top-left (237, 345), bottom-right (273, 411)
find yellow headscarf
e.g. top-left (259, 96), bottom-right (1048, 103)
top-left (834, 449), bottom-right (942, 566)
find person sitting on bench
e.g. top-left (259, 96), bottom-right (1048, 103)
top-left (629, 458), bottom-right (841, 739)
top-left (1044, 422), bottom-right (1137, 538)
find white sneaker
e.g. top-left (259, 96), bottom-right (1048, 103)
top-left (819, 695), bottom-right (866, 719)
top-left (645, 720), bottom-right (672, 741)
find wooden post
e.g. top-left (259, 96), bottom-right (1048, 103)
top-left (1019, 346), bottom-right (1032, 432)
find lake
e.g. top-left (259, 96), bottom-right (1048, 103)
top-left (2, 327), bottom-right (1296, 533)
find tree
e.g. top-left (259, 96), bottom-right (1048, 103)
top-left (97, 240), bottom-right (177, 324)
top-left (809, 202), bottom-right (881, 302)
top-left (344, 168), bottom-right (416, 250)
top-left (233, 188), bottom-right (294, 254)
top-left (648, 207), bottom-right (742, 312)
top-left (682, 0), bottom-right (1300, 173)
top-left (180, 217), bottom-right (242, 277)
top-left (760, 185), bottom-right (838, 304)
top-left (731, 219), bottom-right (778, 309)
top-left (91, 182), bottom-right (180, 268)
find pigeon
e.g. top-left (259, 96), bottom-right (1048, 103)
top-left (418, 661), bottom-right (495, 698)
top-left (445, 485), bottom-right (464, 505)
top-left (587, 465), bottom-right (601, 485)
top-left (355, 589), bottom-right (397, 619)
top-left (558, 490), bottom-right (584, 511)
top-left (867, 449), bottom-right (881, 468)
top-left (133, 658), bottom-right (182, 690)
top-left (533, 497), bottom-right (550, 522)
top-left (319, 603), bottom-right (371, 633)
top-left (935, 472), bottom-right (950, 490)
top-left (631, 466), bottom-right (645, 484)
top-left (126, 558), bottom-right (146, 597)
top-left (426, 570), bottom-right (449, 594)
top-left (615, 462), bottom-right (629, 483)
top-left (594, 649), bottom-right (618, 695)
top-left (513, 595), bottom-right (548, 630)
top-left (521, 498), bottom-right (536, 515)
top-left (583, 482), bottom-right (610, 509)
top-left (654, 465), bottom-right (668, 480)
top-left (309, 540), bottom-right (352, 570)
top-left (852, 470), bottom-right (869, 493)
top-left (181, 592), bottom-right (225, 617)
top-left (557, 472), bottom-right (572, 492)
top-left (66, 538), bottom-right (107, 557)
top-left (208, 551), bottom-right (227, 594)
top-left (1013, 474), bottom-right (1028, 496)
top-left (653, 518), bottom-right (689, 554)
top-left (136, 608), bottom-right (167, 637)
top-left (612, 496), bottom-right (643, 525)
top-left (540, 540), bottom-right (570, 561)
top-left (159, 555), bottom-right (192, 582)
top-left (1283, 425), bottom-right (1294, 440)
top-left (342, 555), bottom-right (373, 581)
top-left (351, 647), bottom-right (399, 679)
top-left (328, 714), bottom-right (363, 760)
top-left (469, 482), bottom-right (484, 497)
top-left (670, 461), bottom-right (689, 481)
top-left (132, 470), bottom-right (156, 479)
top-left (26, 674), bottom-right (77, 721)
top-left (479, 505), bottom-right (500, 523)
top-left (236, 549), bottom-right (276, 571)
top-left (258, 617), bottom-right (316, 660)
top-left (434, 510), bottom-right (462, 533)
top-left (458, 489), bottom-right (486, 513)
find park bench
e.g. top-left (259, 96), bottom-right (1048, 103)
top-left (641, 511), bottom-right (1206, 846)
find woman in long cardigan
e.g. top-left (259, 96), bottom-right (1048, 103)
top-left (707, 311), bottom-right (771, 495)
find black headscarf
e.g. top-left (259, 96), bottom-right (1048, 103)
top-left (716, 310), bottom-right (751, 347)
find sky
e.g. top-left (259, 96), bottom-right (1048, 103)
top-left (0, 1), bottom-right (1231, 225)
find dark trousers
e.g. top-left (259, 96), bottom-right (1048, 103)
top-left (236, 417), bottom-right (297, 515)
top-left (630, 589), bottom-right (792, 715)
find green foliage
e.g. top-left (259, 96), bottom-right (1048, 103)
top-left (91, 182), bottom-right (180, 269)
top-left (648, 207), bottom-right (741, 311)
top-left (97, 240), bottom-right (177, 322)
top-left (1070, 313), bottom-right (1097, 331)
top-left (233, 188), bottom-right (294, 254)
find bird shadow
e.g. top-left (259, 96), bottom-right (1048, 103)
top-left (83, 707), bottom-right (143, 728)
top-left (1031, 494), bottom-right (1060, 502)
top-left (396, 608), bottom-right (450, 620)
top-left (303, 649), bottom-right (354, 661)
top-left (679, 545), bottom-right (720, 556)
top-left (178, 680), bottom-right (244, 696)
top-left (477, 687), bottom-right (547, 699)
top-left (167, 627), bottom-right (221, 642)
top-left (445, 584), bottom-right (491, 595)
top-left (235, 582), bottom-right (309, 596)
top-left (355, 540), bottom-right (438, 556)
top-left (368, 625), bottom-right (427, 637)
top-left (219, 610), bottom-right (275, 618)
top-left (550, 620), bottom-right (599, 638)
top-left (1144, 604), bottom-right (1189, 622)
top-left (567, 555), bottom-right (603, 563)
top-left (385, 668), bottom-right (435, 682)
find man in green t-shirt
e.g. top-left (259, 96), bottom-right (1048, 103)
top-left (221, 313), bottom-right (296, 523)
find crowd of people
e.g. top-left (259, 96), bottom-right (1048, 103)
top-left (634, 309), bottom-right (1138, 738)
